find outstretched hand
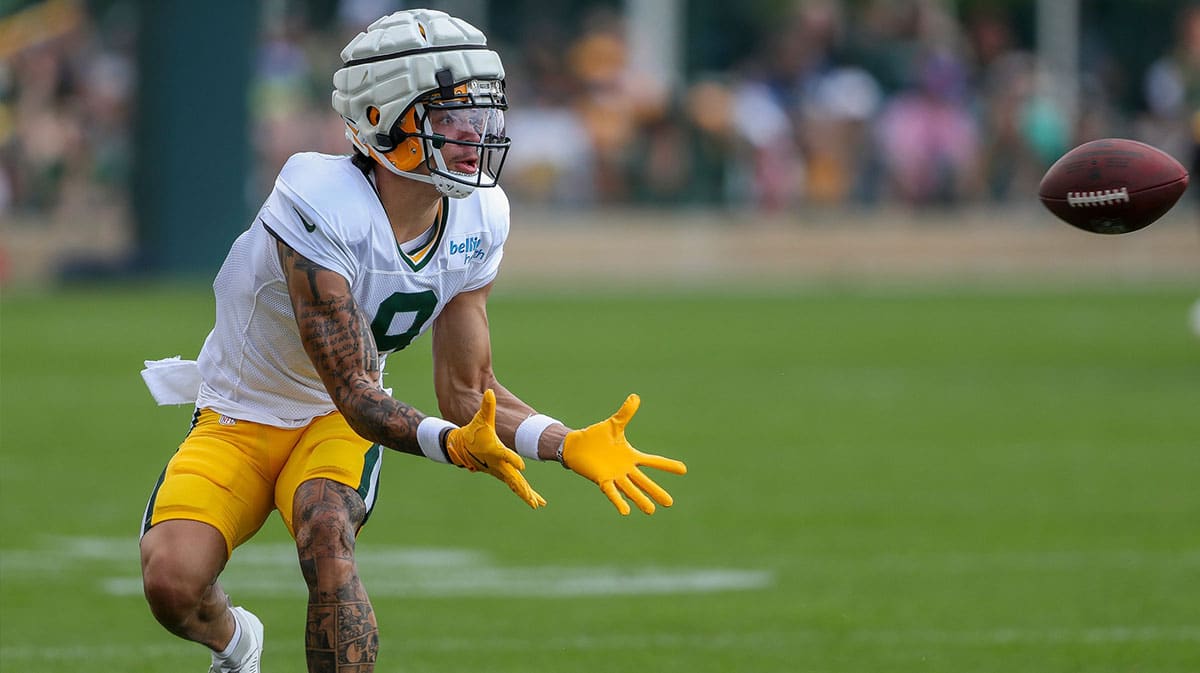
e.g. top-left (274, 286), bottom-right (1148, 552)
top-left (561, 394), bottom-right (687, 515)
top-left (445, 390), bottom-right (547, 509)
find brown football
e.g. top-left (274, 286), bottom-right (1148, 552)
top-left (1038, 138), bottom-right (1189, 234)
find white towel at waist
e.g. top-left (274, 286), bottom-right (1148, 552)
top-left (140, 356), bottom-right (202, 406)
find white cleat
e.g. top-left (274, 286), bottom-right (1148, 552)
top-left (209, 607), bottom-right (264, 673)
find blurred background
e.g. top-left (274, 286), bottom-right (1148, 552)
top-left (1, 0), bottom-right (1199, 283)
top-left (4, 4), bottom-right (1200, 671)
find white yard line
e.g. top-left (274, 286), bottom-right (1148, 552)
top-left (100, 567), bottom-right (775, 599)
top-left (3, 536), bottom-right (775, 599)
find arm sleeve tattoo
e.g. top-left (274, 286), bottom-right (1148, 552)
top-left (277, 238), bottom-right (429, 456)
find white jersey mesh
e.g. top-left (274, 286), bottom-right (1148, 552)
top-left (195, 152), bottom-right (508, 428)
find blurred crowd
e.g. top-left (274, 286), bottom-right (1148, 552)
top-left (3, 0), bottom-right (1199, 222)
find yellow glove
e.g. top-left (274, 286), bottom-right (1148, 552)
top-left (561, 394), bottom-right (687, 515)
top-left (445, 390), bottom-right (547, 509)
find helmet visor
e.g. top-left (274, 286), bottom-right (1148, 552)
top-left (418, 104), bottom-right (509, 188)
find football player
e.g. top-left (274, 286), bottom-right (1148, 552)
top-left (138, 9), bottom-right (687, 673)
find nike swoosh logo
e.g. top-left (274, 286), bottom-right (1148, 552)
top-left (466, 449), bottom-right (489, 469)
top-left (293, 206), bottom-right (317, 233)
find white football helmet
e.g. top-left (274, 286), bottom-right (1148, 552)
top-left (332, 9), bottom-right (510, 198)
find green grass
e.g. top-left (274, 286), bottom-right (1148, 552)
top-left (2, 281), bottom-right (1199, 672)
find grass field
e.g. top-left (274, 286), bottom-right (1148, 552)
top-left (2, 280), bottom-right (1199, 672)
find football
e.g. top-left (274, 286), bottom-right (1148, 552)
top-left (1038, 138), bottom-right (1189, 234)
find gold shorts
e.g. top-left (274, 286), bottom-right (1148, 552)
top-left (141, 409), bottom-right (382, 555)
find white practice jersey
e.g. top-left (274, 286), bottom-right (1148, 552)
top-left (195, 152), bottom-right (508, 427)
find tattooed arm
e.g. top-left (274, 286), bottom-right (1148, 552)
top-left (276, 238), bottom-right (426, 456)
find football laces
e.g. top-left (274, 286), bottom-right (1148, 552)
top-left (1066, 187), bottom-right (1130, 208)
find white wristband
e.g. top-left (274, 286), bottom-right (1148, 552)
top-left (514, 413), bottom-right (561, 460)
top-left (416, 417), bottom-right (457, 463)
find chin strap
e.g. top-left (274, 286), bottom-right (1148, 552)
top-left (398, 168), bottom-right (477, 199)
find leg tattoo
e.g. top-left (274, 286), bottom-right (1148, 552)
top-left (295, 479), bottom-right (378, 672)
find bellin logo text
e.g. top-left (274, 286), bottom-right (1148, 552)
top-left (449, 236), bottom-right (483, 258)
